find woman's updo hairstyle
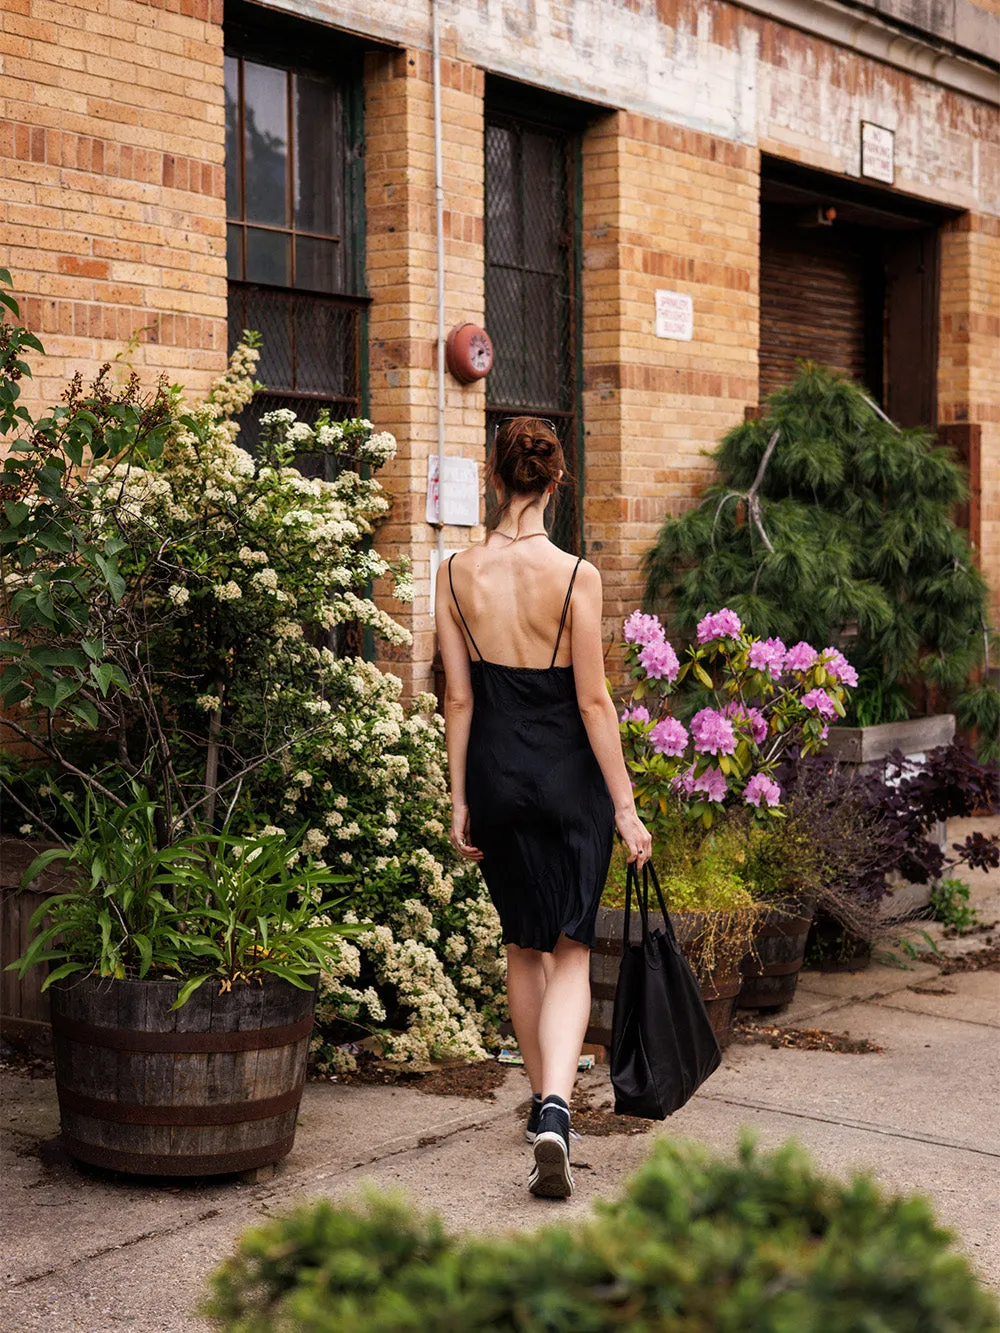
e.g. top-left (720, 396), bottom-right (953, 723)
top-left (485, 416), bottom-right (568, 535)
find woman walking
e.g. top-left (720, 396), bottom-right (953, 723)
top-left (436, 417), bottom-right (652, 1200)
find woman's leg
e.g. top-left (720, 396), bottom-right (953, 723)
top-left (537, 934), bottom-right (591, 1104)
top-left (506, 943), bottom-right (547, 1095)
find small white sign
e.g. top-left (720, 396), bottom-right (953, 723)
top-left (861, 122), bottom-right (894, 185)
top-left (654, 289), bottom-right (693, 341)
top-left (426, 455), bottom-right (480, 527)
top-left (429, 547), bottom-right (461, 617)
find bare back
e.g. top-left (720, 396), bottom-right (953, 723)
top-left (446, 537), bottom-right (582, 669)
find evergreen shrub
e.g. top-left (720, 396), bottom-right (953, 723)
top-left (644, 365), bottom-right (998, 757)
top-left (205, 1136), bottom-right (999, 1333)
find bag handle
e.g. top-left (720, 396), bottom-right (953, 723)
top-left (623, 859), bottom-right (674, 953)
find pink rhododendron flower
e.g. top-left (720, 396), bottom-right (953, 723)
top-left (748, 636), bottom-right (787, 675)
top-left (744, 773), bottom-right (781, 808)
top-left (821, 647), bottom-right (859, 689)
top-left (801, 688), bottom-right (838, 719)
top-left (671, 765), bottom-right (697, 796)
top-left (690, 707), bottom-right (737, 756)
top-left (623, 610), bottom-right (666, 648)
top-left (693, 766), bottom-right (728, 803)
top-left (638, 638), bottom-right (680, 681)
top-left (649, 716), bottom-right (689, 757)
top-left (620, 704), bottom-right (651, 724)
top-left (784, 641), bottom-right (818, 672)
top-left (696, 608), bottom-right (743, 644)
top-left (723, 701), bottom-right (767, 744)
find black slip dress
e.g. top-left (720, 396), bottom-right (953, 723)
top-left (448, 552), bottom-right (615, 953)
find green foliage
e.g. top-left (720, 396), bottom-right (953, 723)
top-left (644, 364), bottom-right (996, 739)
top-left (929, 877), bottom-right (979, 932)
top-left (4, 785), bottom-right (356, 1006)
top-left (204, 1135), bottom-right (999, 1332)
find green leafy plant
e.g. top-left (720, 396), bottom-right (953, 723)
top-left (5, 786), bottom-right (357, 1008)
top-left (929, 877), bottom-right (980, 932)
top-left (204, 1135), bottom-right (1000, 1332)
top-left (644, 364), bottom-right (998, 754)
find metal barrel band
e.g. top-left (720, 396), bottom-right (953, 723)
top-left (59, 1132), bottom-right (297, 1177)
top-left (51, 1013), bottom-right (314, 1053)
top-left (57, 1082), bottom-right (305, 1126)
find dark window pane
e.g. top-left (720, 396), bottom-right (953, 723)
top-left (295, 235), bottom-right (342, 293)
top-left (225, 55), bottom-right (242, 220)
top-left (294, 73), bottom-right (343, 238)
top-left (485, 123), bottom-right (519, 266)
top-left (523, 271), bottom-right (560, 407)
top-left (485, 265), bottom-right (525, 407)
top-left (226, 223), bottom-right (243, 279)
top-left (244, 61), bottom-right (288, 227)
top-left (295, 301), bottom-right (355, 395)
top-left (246, 227), bottom-right (290, 286)
top-left (242, 291), bottom-right (294, 389)
top-left (522, 131), bottom-right (563, 274)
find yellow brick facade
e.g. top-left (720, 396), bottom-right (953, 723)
top-left (3, 0), bottom-right (997, 685)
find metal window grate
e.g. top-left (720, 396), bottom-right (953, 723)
top-left (485, 115), bottom-right (579, 552)
top-left (227, 281), bottom-right (367, 472)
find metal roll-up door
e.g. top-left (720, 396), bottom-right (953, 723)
top-left (759, 218), bottom-right (875, 400)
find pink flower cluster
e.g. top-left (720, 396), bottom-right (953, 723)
top-left (744, 773), bottom-right (781, 808)
top-left (784, 641), bottom-right (818, 672)
top-left (620, 704), bottom-right (650, 724)
top-left (672, 765), bottom-right (728, 803)
top-left (801, 688), bottom-right (838, 720)
top-left (649, 716), bottom-right (689, 757)
top-left (638, 638), bottom-right (680, 682)
top-left (690, 707), bottom-right (737, 756)
top-left (723, 701), bottom-right (768, 745)
top-left (696, 608), bottom-right (743, 644)
top-left (623, 610), bottom-right (665, 648)
top-left (748, 636), bottom-right (787, 676)
top-left (821, 647), bottom-right (859, 689)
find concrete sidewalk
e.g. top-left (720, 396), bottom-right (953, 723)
top-left (3, 820), bottom-right (999, 1332)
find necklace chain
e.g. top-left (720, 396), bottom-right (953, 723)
top-left (490, 529), bottom-right (548, 544)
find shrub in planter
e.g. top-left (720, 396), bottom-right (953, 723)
top-left (644, 364), bottom-right (999, 756)
top-left (609, 607), bottom-right (853, 1021)
top-left (204, 1135), bottom-right (999, 1332)
top-left (0, 269), bottom-right (505, 1065)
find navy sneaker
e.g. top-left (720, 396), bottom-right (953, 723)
top-left (529, 1095), bottom-right (573, 1199)
top-left (525, 1092), bottom-right (543, 1143)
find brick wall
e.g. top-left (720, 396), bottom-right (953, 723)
top-left (582, 111), bottom-right (760, 649)
top-left (939, 213), bottom-right (1000, 618)
top-left (0, 0), bottom-right (228, 414)
top-left (364, 49), bottom-right (486, 695)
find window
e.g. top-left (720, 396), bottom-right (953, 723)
top-left (485, 112), bottom-right (581, 552)
top-left (224, 36), bottom-right (367, 460)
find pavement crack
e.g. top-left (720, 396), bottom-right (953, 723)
top-left (695, 1092), bottom-right (1000, 1159)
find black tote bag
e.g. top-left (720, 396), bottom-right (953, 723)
top-left (610, 860), bottom-right (722, 1120)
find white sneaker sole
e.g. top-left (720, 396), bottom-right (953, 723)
top-left (525, 1128), bottom-right (538, 1143)
top-left (529, 1131), bottom-right (573, 1199)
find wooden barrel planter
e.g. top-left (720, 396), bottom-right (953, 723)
top-left (738, 900), bottom-right (816, 1011)
top-left (50, 974), bottom-right (315, 1177)
top-left (1, 837), bottom-right (73, 1056)
top-left (588, 906), bottom-right (743, 1051)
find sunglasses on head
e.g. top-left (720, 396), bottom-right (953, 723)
top-left (496, 415), bottom-right (559, 435)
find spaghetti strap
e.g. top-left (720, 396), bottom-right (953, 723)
top-left (551, 556), bottom-right (584, 667)
top-left (448, 554), bottom-right (483, 661)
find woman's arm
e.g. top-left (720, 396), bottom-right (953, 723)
top-left (571, 562), bottom-right (652, 866)
top-left (435, 559), bottom-right (483, 862)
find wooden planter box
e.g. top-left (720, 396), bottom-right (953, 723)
top-left (51, 974), bottom-right (316, 1177)
top-left (1, 837), bottom-right (72, 1056)
top-left (824, 713), bottom-right (955, 916)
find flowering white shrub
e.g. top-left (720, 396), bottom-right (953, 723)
top-left (4, 331), bottom-right (505, 1064)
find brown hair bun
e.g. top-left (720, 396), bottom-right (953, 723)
top-left (486, 417), bottom-right (568, 534)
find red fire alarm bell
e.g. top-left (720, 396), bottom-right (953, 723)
top-left (445, 323), bottom-right (493, 383)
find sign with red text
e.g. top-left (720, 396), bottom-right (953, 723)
top-left (861, 122), bottom-right (894, 185)
top-left (654, 289), bottom-right (693, 341)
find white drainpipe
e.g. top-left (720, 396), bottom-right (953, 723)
top-left (431, 0), bottom-right (446, 571)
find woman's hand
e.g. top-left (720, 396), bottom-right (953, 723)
top-left (615, 804), bottom-right (653, 867)
top-left (450, 804), bottom-right (484, 862)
